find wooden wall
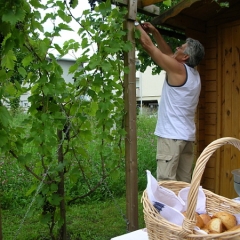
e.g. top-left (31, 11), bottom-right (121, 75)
top-left (217, 20), bottom-right (240, 198)
top-left (192, 18), bottom-right (240, 198)
top-left (197, 25), bottom-right (218, 194)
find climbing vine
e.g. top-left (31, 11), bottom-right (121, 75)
top-left (0, 0), bottom-right (131, 238)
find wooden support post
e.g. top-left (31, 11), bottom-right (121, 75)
top-left (123, 0), bottom-right (139, 232)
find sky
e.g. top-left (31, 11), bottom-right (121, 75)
top-left (42, 0), bottom-right (91, 59)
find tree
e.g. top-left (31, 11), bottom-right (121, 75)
top-left (0, 0), bottom-right (131, 239)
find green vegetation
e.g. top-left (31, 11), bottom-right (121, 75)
top-left (1, 1), bottom-right (133, 238)
top-left (2, 196), bottom-right (145, 240)
top-left (0, 0), bottom-right (162, 238)
top-left (1, 111), bottom-right (157, 239)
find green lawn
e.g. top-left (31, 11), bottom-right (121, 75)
top-left (2, 194), bottom-right (146, 240)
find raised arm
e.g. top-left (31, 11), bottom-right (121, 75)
top-left (135, 22), bottom-right (188, 86)
top-left (141, 22), bottom-right (173, 56)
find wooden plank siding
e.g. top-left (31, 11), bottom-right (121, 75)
top-left (197, 26), bottom-right (218, 192)
top-left (200, 20), bottom-right (240, 197)
top-left (216, 20), bottom-right (240, 198)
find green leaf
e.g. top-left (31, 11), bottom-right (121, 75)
top-left (5, 83), bottom-right (17, 95)
top-left (0, 70), bottom-right (7, 82)
top-left (0, 106), bottom-right (11, 127)
top-left (26, 184), bottom-right (37, 196)
top-left (0, 130), bottom-right (8, 147)
top-left (1, 50), bottom-right (16, 70)
top-left (57, 10), bottom-right (72, 23)
top-left (42, 85), bottom-right (50, 95)
top-left (32, 20), bottom-right (44, 32)
top-left (22, 55), bottom-right (33, 67)
top-left (163, 0), bottom-right (172, 6)
top-left (38, 38), bottom-right (51, 56)
top-left (30, 0), bottom-right (44, 8)
top-left (49, 194), bottom-right (62, 206)
top-left (88, 102), bottom-right (98, 116)
top-left (54, 44), bottom-right (65, 56)
top-left (69, 0), bottom-right (78, 9)
top-left (58, 23), bottom-right (73, 31)
top-left (101, 61), bottom-right (112, 72)
top-left (40, 213), bottom-right (52, 224)
top-left (69, 167), bottom-right (80, 183)
top-left (219, 2), bottom-right (229, 7)
top-left (1, 33), bottom-right (12, 47)
top-left (15, 7), bottom-right (26, 21)
top-left (50, 183), bottom-right (58, 192)
top-left (81, 38), bottom-right (88, 49)
top-left (2, 10), bottom-right (24, 26)
top-left (55, 162), bottom-right (65, 172)
top-left (18, 67), bottom-right (27, 78)
top-left (69, 63), bottom-right (79, 74)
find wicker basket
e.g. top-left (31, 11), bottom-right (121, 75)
top-left (142, 137), bottom-right (240, 239)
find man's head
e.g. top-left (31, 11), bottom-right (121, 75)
top-left (183, 38), bottom-right (205, 67)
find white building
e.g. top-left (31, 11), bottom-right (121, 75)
top-left (136, 67), bottom-right (165, 113)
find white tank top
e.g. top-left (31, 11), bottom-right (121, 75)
top-left (154, 64), bottom-right (201, 141)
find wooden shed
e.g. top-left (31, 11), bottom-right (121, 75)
top-left (151, 0), bottom-right (240, 199)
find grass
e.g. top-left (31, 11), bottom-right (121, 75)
top-left (2, 195), bottom-right (145, 240)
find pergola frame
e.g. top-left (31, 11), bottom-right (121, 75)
top-left (119, 0), bottom-right (164, 232)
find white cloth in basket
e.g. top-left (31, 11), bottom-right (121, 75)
top-left (146, 170), bottom-right (206, 226)
top-left (146, 170), bottom-right (185, 211)
top-left (178, 186), bottom-right (206, 214)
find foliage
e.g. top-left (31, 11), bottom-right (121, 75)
top-left (0, 112), bottom-right (157, 206)
top-left (1, 112), bottom-right (156, 239)
top-left (0, 0), bottom-right (132, 238)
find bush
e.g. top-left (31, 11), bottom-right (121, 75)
top-left (0, 112), bottom-right (157, 207)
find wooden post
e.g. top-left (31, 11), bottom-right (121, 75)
top-left (123, 0), bottom-right (138, 232)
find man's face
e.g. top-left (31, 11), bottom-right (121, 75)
top-left (172, 43), bottom-right (189, 62)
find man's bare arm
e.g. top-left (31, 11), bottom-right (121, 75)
top-left (135, 23), bottom-right (186, 86)
top-left (141, 22), bottom-right (173, 56)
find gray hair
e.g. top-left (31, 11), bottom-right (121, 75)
top-left (184, 38), bottom-right (205, 67)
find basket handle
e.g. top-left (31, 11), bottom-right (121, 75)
top-left (185, 137), bottom-right (240, 224)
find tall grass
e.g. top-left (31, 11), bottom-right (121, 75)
top-left (1, 111), bottom-right (158, 239)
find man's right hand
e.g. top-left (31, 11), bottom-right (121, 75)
top-left (141, 22), bottom-right (157, 34)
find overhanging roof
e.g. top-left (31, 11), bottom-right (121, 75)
top-left (151, 0), bottom-right (240, 34)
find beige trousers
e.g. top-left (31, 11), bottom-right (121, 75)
top-left (156, 137), bottom-right (194, 183)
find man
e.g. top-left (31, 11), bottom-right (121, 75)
top-left (135, 22), bottom-right (205, 183)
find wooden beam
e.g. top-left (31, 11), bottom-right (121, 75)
top-left (156, 27), bottom-right (186, 39)
top-left (114, 0), bottom-right (160, 16)
top-left (143, 5), bottom-right (160, 15)
top-left (142, 0), bottom-right (164, 7)
top-left (155, 14), bottom-right (206, 33)
top-left (151, 0), bottom-right (201, 25)
top-left (115, 0), bottom-right (142, 9)
top-left (124, 0), bottom-right (138, 232)
top-left (127, 0), bottom-right (138, 20)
